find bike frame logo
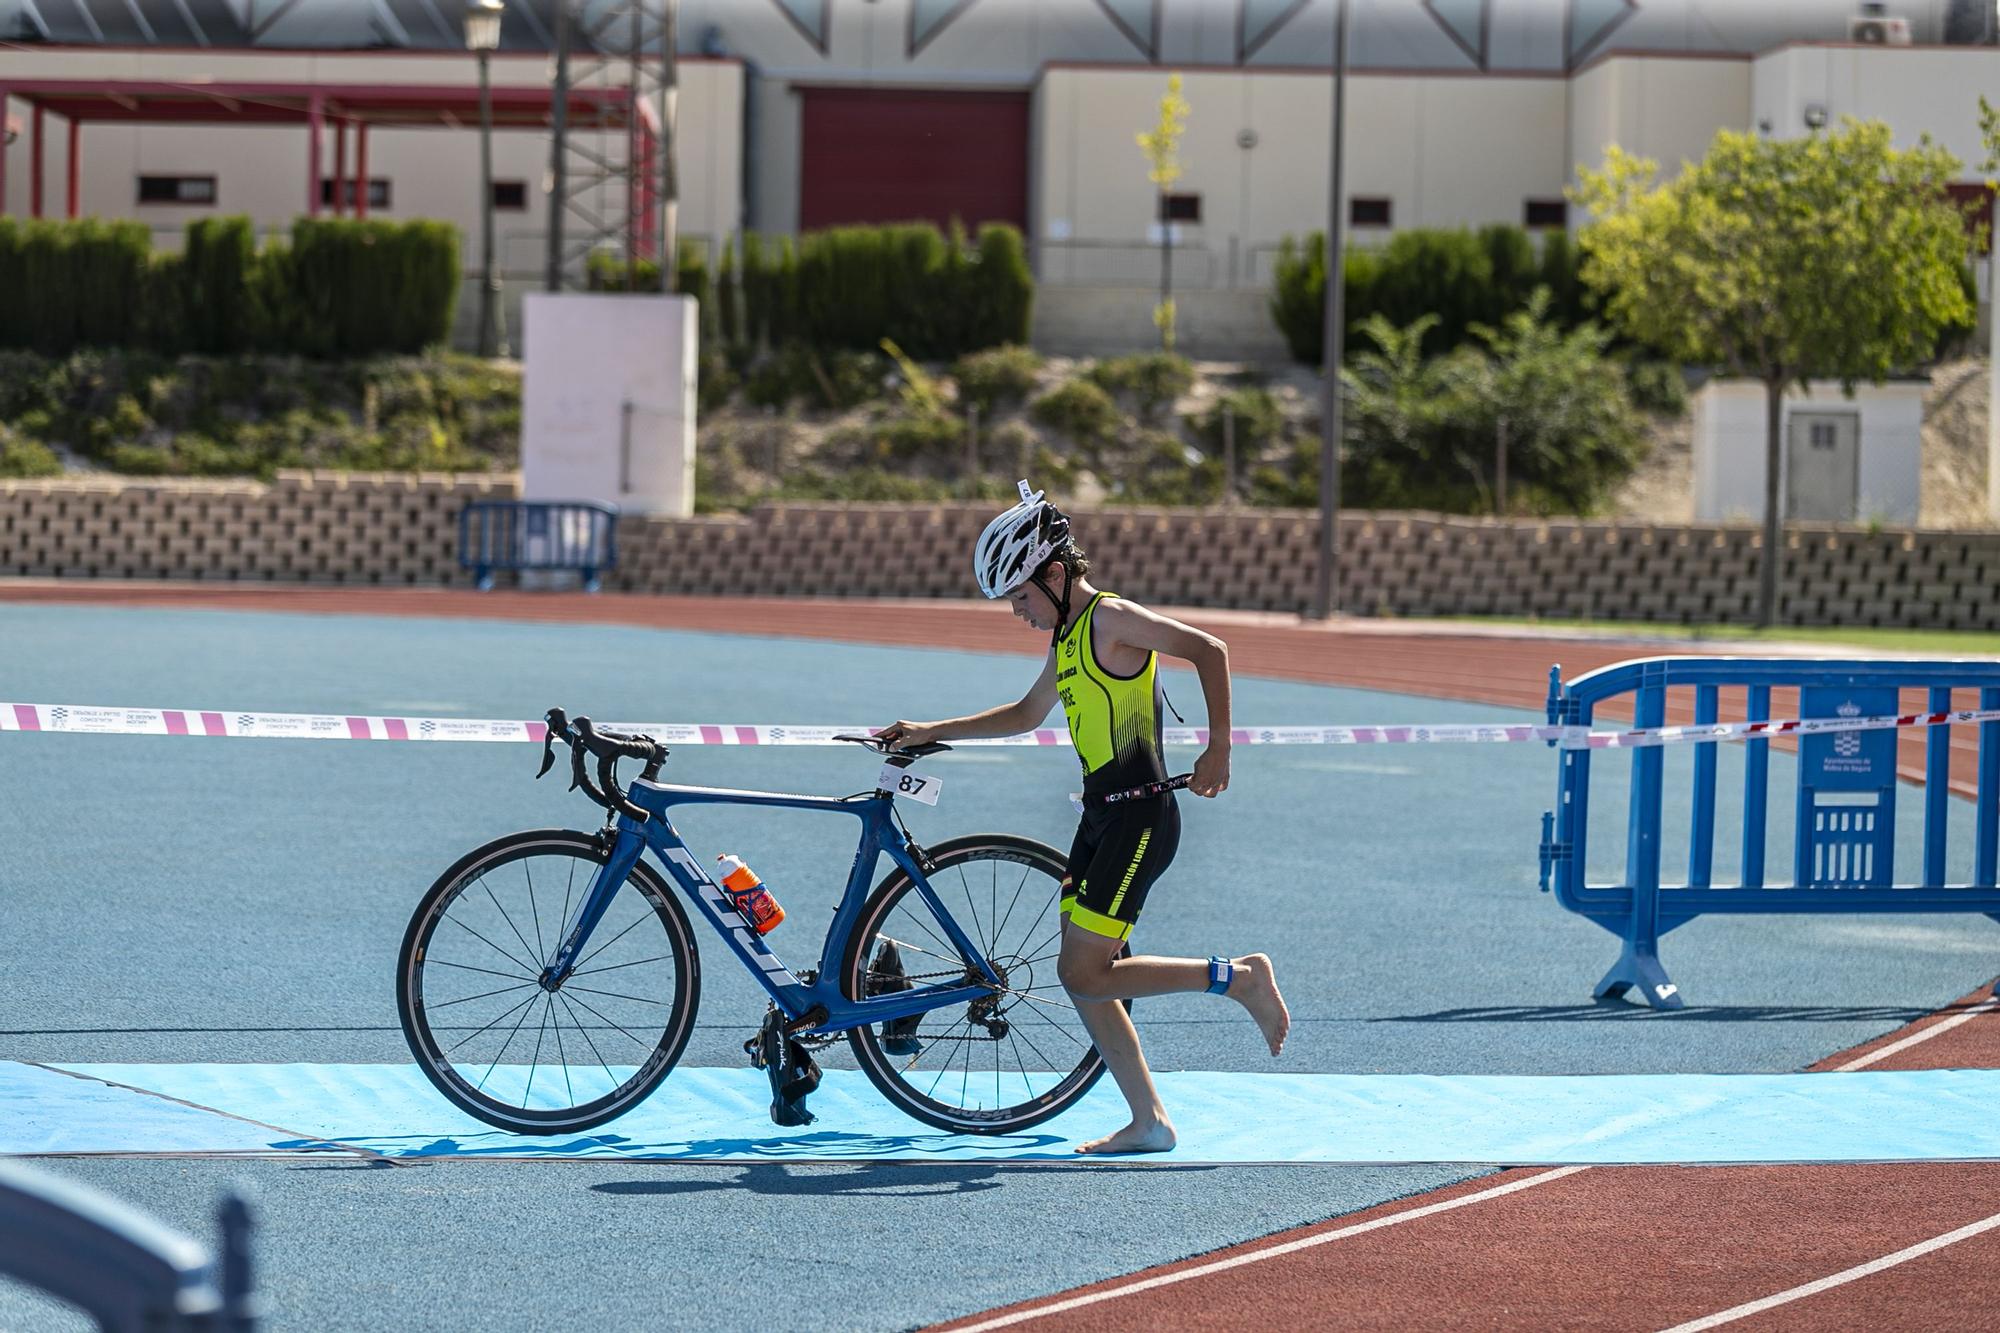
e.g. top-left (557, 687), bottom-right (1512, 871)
top-left (659, 845), bottom-right (801, 986)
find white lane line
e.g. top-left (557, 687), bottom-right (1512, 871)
top-left (1834, 996), bottom-right (1999, 1072)
top-left (1656, 1210), bottom-right (2000, 1332)
top-left (939, 1166), bottom-right (1590, 1332)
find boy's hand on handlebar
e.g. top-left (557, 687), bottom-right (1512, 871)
top-left (876, 720), bottom-right (943, 750)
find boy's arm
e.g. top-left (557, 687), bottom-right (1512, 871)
top-left (876, 653), bottom-right (1060, 748)
top-left (1092, 600), bottom-right (1232, 797)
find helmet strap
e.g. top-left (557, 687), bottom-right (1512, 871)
top-left (1031, 561), bottom-right (1074, 645)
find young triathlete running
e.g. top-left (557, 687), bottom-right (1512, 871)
top-left (876, 482), bottom-right (1289, 1154)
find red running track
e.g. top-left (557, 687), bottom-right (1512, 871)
top-left (9, 582), bottom-right (1999, 1329)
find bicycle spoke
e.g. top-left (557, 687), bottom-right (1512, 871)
top-left (563, 984), bottom-right (669, 1007)
top-left (556, 991), bottom-right (619, 1091)
top-left (553, 856), bottom-right (581, 961)
top-left (447, 989), bottom-right (540, 1055)
top-left (918, 1014), bottom-right (974, 1091)
top-left (955, 865), bottom-right (987, 959)
top-left (571, 954), bottom-right (673, 979)
top-left (428, 980), bottom-right (541, 1011)
top-left (441, 911), bottom-right (539, 976)
top-left (525, 859), bottom-right (547, 965)
top-left (472, 993), bottom-right (541, 1088)
top-left (479, 876), bottom-right (543, 976)
top-left (522, 996), bottom-right (553, 1105)
top-left (1007, 1011), bottom-right (1065, 1071)
top-left (573, 906), bottom-right (653, 973)
top-left (890, 903), bottom-right (957, 960)
top-left (1015, 1003), bottom-right (1088, 1049)
top-left (990, 863), bottom-right (1035, 955)
top-left (876, 933), bottom-right (965, 971)
top-left (561, 987), bottom-right (655, 1055)
top-left (551, 993), bottom-right (576, 1106)
top-left (426, 957), bottom-right (536, 983)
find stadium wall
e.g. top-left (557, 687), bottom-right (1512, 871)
top-left (4, 475), bottom-right (1996, 630)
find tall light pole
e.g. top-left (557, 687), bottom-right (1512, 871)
top-left (466, 0), bottom-right (506, 357)
top-left (1310, 0), bottom-right (1351, 621)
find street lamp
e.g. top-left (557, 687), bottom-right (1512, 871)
top-left (466, 0), bottom-right (506, 357)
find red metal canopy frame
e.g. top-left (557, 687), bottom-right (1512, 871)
top-left (0, 78), bottom-right (655, 231)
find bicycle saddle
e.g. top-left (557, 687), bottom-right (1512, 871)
top-left (832, 733), bottom-right (953, 761)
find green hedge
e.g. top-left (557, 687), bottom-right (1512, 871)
top-left (738, 222), bottom-right (1032, 359)
top-left (0, 216), bottom-right (460, 360)
top-left (1270, 224), bottom-right (1588, 366)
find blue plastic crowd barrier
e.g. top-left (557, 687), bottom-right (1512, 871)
top-left (0, 1160), bottom-right (254, 1330)
top-left (457, 500), bottom-right (619, 592)
top-left (1540, 656), bottom-right (2000, 1009)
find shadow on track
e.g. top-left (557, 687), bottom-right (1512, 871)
top-left (1372, 1001), bottom-right (1934, 1024)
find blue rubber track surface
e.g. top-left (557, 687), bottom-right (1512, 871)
top-left (4, 602), bottom-right (1997, 1331)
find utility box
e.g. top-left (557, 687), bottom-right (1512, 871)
top-left (521, 293), bottom-right (698, 517)
top-left (1691, 378), bottom-right (1924, 526)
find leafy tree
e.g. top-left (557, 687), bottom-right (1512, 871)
top-left (1462, 290), bottom-right (1646, 514)
top-left (1136, 73), bottom-right (1190, 351)
top-left (1573, 120), bottom-right (1974, 625)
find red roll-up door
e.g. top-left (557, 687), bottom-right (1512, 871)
top-left (799, 87), bottom-right (1029, 234)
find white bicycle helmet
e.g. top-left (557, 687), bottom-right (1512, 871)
top-left (974, 480), bottom-right (1072, 599)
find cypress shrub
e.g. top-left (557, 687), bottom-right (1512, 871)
top-left (68, 219), bottom-right (150, 350)
top-left (272, 219), bottom-right (460, 357)
top-left (715, 238), bottom-right (741, 347)
top-left (183, 216), bottom-right (257, 354)
top-left (1272, 225), bottom-right (1592, 366)
top-left (973, 224), bottom-right (1034, 349)
top-left (0, 220), bottom-right (26, 349)
top-left (740, 232), bottom-right (769, 348)
top-left (18, 221), bottom-right (79, 355)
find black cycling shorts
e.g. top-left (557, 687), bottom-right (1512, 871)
top-left (1060, 795), bottom-right (1181, 942)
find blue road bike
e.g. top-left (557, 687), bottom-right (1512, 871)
top-left (396, 710), bottom-right (1122, 1135)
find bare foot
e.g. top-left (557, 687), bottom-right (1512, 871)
top-left (1075, 1118), bottom-right (1177, 1155)
top-left (1230, 953), bottom-right (1290, 1056)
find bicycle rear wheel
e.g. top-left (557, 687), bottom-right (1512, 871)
top-left (842, 834), bottom-right (1124, 1135)
top-left (397, 828), bottom-right (700, 1133)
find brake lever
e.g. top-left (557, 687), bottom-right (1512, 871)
top-left (537, 707), bottom-right (569, 780)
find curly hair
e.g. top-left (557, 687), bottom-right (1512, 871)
top-left (1046, 540), bottom-right (1091, 582)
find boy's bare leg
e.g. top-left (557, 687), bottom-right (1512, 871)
top-left (1059, 933), bottom-right (1291, 1056)
top-left (1069, 994), bottom-right (1176, 1155)
top-left (1058, 926), bottom-right (1292, 1153)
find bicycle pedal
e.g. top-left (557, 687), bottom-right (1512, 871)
top-left (867, 940), bottom-right (923, 1056)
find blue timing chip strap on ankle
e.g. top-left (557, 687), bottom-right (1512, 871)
top-left (1206, 956), bottom-right (1234, 995)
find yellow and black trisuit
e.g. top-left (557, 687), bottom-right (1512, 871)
top-left (1056, 591), bottom-right (1181, 941)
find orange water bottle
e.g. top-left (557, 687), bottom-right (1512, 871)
top-left (716, 854), bottom-right (785, 934)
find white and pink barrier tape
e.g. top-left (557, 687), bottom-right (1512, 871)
top-left (5, 702), bottom-right (1998, 750)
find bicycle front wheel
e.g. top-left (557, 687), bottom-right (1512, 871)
top-left (397, 828), bottom-right (700, 1134)
top-left (842, 834), bottom-right (1125, 1135)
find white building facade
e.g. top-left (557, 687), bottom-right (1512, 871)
top-left (3, 0), bottom-right (1997, 358)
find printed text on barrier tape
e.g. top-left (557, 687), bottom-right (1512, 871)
top-left (6, 703), bottom-right (1999, 749)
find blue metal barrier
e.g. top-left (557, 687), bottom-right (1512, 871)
top-left (0, 1160), bottom-right (254, 1330)
top-left (1540, 657), bottom-right (2000, 1010)
top-left (457, 500), bottom-right (619, 592)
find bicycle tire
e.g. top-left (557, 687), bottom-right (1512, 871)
top-left (397, 828), bottom-right (701, 1133)
top-left (842, 833), bottom-right (1126, 1136)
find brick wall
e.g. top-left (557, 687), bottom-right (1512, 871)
top-left (3, 473), bottom-right (1997, 630)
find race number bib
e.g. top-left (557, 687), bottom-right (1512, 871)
top-left (880, 763), bottom-right (943, 806)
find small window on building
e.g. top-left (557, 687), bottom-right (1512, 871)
top-left (1349, 196), bottom-right (1392, 227)
top-left (1160, 192), bottom-right (1201, 224)
top-left (1524, 198), bottom-right (1568, 229)
top-left (492, 180), bottom-right (530, 211)
top-left (320, 178), bottom-right (392, 210)
top-left (137, 175), bottom-right (217, 206)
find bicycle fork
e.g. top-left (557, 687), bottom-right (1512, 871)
top-left (539, 820), bottom-right (650, 991)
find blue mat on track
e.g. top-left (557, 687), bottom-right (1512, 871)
top-left (6, 1062), bottom-right (2000, 1164)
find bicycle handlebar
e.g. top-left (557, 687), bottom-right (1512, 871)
top-left (538, 707), bottom-right (667, 822)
